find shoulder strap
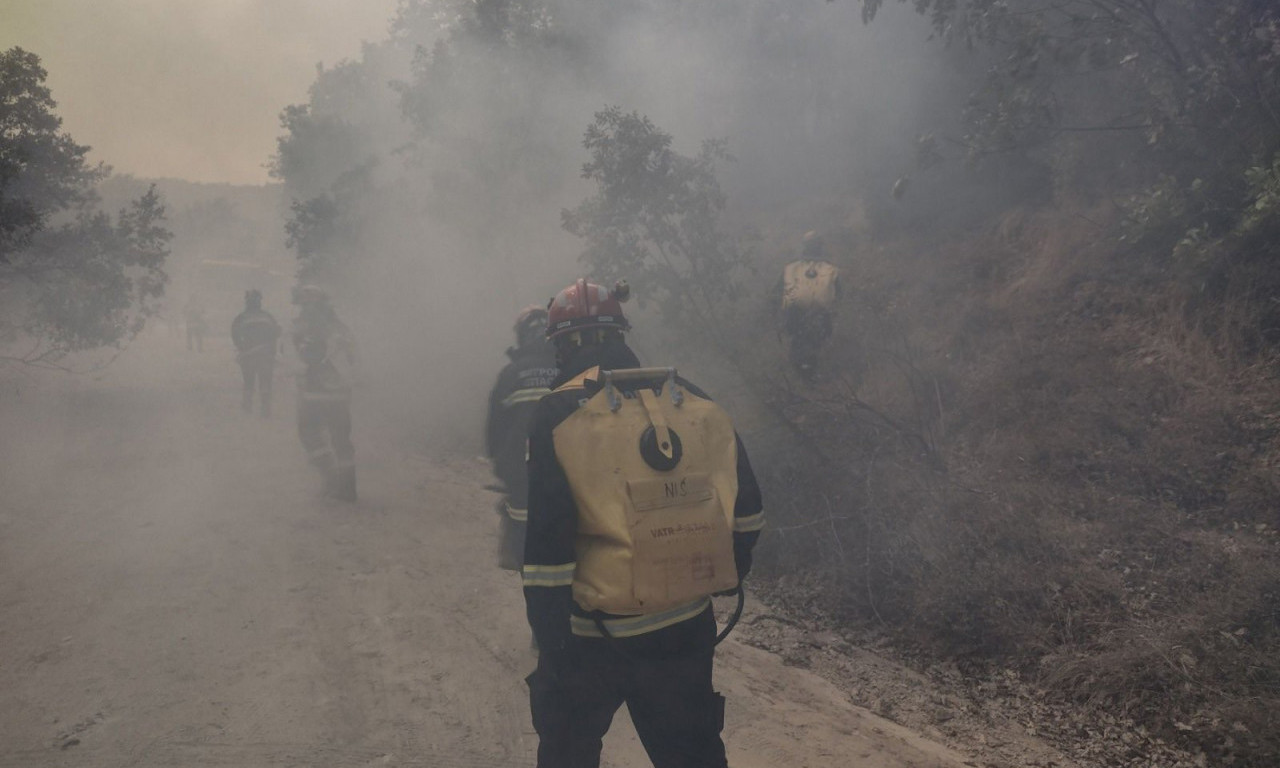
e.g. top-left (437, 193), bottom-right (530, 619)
top-left (553, 365), bottom-right (600, 393)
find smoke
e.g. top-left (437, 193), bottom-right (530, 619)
top-left (256, 0), bottom-right (971, 450)
top-left (0, 0), bottom-right (400, 184)
top-left (7, 0), bottom-right (971, 451)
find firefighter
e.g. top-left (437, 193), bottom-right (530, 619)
top-left (292, 285), bottom-right (358, 502)
top-left (523, 278), bottom-right (765, 768)
top-left (779, 231), bottom-right (840, 381)
top-left (485, 306), bottom-right (559, 571)
top-left (231, 289), bottom-right (282, 417)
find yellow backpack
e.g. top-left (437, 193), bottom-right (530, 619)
top-left (552, 367), bottom-right (740, 614)
top-left (782, 259), bottom-right (839, 310)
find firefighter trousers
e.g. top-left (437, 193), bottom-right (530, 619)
top-left (527, 609), bottom-right (727, 768)
top-left (297, 392), bottom-right (355, 500)
top-left (239, 355), bottom-right (275, 415)
top-left (497, 502), bottom-right (527, 572)
top-left (783, 306), bottom-right (832, 379)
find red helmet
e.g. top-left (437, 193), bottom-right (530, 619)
top-left (546, 278), bottom-right (630, 339)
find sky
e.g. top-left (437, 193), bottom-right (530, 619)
top-left (1, 0), bottom-right (400, 185)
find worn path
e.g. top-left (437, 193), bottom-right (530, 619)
top-left (0, 334), bottom-right (970, 768)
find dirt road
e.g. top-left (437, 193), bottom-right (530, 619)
top-left (0, 334), bottom-right (971, 767)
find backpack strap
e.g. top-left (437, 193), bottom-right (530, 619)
top-left (553, 366), bottom-right (601, 393)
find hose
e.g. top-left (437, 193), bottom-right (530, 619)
top-left (714, 587), bottom-right (746, 646)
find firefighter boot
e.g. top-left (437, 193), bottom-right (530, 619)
top-left (333, 467), bottom-right (357, 503)
top-left (320, 466), bottom-right (341, 499)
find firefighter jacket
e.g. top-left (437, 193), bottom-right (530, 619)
top-left (523, 340), bottom-right (765, 655)
top-left (291, 308), bottom-right (357, 403)
top-left (484, 341), bottom-right (558, 514)
top-left (231, 308), bottom-right (281, 362)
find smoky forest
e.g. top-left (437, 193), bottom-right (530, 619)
top-left (2, 2), bottom-right (1278, 767)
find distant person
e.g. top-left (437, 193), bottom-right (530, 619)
top-left (183, 295), bottom-right (208, 352)
top-left (778, 231), bottom-right (840, 381)
top-left (484, 305), bottom-right (558, 573)
top-left (231, 289), bottom-right (282, 418)
top-left (154, 298), bottom-right (178, 338)
top-left (523, 277), bottom-right (764, 768)
top-left (292, 285), bottom-right (358, 502)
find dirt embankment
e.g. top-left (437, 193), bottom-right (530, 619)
top-left (738, 205), bottom-right (1280, 767)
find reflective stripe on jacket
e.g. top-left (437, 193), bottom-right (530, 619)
top-left (484, 342), bottom-right (557, 510)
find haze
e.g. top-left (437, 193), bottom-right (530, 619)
top-left (0, 0), bottom-right (399, 184)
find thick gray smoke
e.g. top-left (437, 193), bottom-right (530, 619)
top-left (0, 0), bottom-right (400, 184)
top-left (268, 0), bottom-right (958, 448)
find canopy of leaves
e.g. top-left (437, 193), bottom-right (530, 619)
top-left (562, 107), bottom-right (750, 329)
top-left (284, 163), bottom-right (373, 286)
top-left (272, 1), bottom-right (577, 286)
top-left (860, 2), bottom-right (1280, 182)
top-left (861, 2), bottom-right (1280, 359)
top-left (0, 47), bottom-right (104, 262)
top-left (0, 48), bottom-right (171, 367)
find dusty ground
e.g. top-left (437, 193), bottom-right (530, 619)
top-left (2, 331), bottom-right (1058, 767)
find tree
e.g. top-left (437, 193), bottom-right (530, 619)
top-left (0, 48), bottom-right (104, 262)
top-left (283, 163), bottom-right (373, 286)
top-left (858, 2), bottom-right (1280, 176)
top-left (0, 48), bottom-right (170, 368)
top-left (562, 107), bottom-right (751, 331)
top-left (860, 2), bottom-right (1280, 355)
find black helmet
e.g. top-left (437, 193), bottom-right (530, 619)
top-left (801, 231), bottom-right (825, 259)
top-left (514, 305), bottom-right (549, 348)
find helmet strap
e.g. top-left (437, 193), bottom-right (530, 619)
top-left (554, 328), bottom-right (624, 365)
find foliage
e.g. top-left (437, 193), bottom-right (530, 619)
top-left (18, 187), bottom-right (169, 355)
top-left (1242, 152), bottom-right (1280, 234)
top-left (1113, 148), bottom-right (1280, 363)
top-left (1119, 174), bottom-right (1204, 251)
top-left (562, 107), bottom-right (751, 329)
top-left (274, 0), bottom-right (578, 292)
top-left (270, 102), bottom-right (366, 199)
top-left (752, 205), bottom-right (1280, 764)
top-left (0, 48), bottom-right (170, 368)
top-left (392, 1), bottom-right (572, 224)
top-left (0, 48), bottom-right (105, 262)
top-left (861, 2), bottom-right (1280, 190)
top-left (283, 163), bottom-right (374, 286)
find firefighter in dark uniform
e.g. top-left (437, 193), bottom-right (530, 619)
top-left (523, 278), bottom-right (765, 768)
top-left (485, 306), bottom-right (559, 571)
top-left (779, 231), bottom-right (840, 381)
top-left (292, 285), bottom-right (358, 502)
top-left (231, 289), bottom-right (282, 417)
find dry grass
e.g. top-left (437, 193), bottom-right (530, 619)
top-left (747, 203), bottom-right (1280, 765)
